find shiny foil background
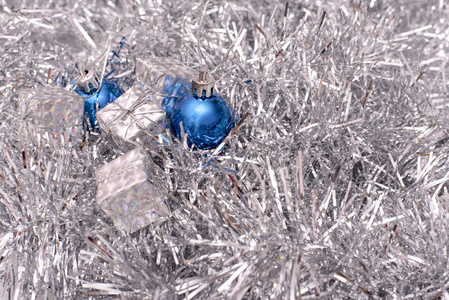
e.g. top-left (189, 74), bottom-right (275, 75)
top-left (1, 0), bottom-right (449, 298)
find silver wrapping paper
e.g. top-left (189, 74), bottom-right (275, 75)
top-left (136, 57), bottom-right (197, 108)
top-left (97, 85), bottom-right (166, 150)
top-left (18, 86), bottom-right (85, 146)
top-left (96, 147), bottom-right (170, 234)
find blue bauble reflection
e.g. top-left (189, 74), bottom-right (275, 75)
top-left (74, 79), bottom-right (123, 130)
top-left (168, 92), bottom-right (235, 150)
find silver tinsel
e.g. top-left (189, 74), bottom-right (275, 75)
top-left (1, 0), bottom-right (449, 299)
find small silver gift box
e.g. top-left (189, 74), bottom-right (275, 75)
top-left (96, 85), bottom-right (166, 149)
top-left (135, 58), bottom-right (196, 110)
top-left (96, 147), bottom-right (170, 233)
top-left (18, 86), bottom-right (84, 145)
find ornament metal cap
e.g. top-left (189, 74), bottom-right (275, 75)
top-left (75, 64), bottom-right (100, 94)
top-left (192, 69), bottom-right (215, 98)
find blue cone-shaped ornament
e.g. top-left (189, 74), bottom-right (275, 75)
top-left (74, 68), bottom-right (123, 131)
top-left (168, 70), bottom-right (235, 150)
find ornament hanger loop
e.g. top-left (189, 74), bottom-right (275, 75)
top-left (75, 63), bottom-right (100, 93)
top-left (192, 69), bottom-right (215, 98)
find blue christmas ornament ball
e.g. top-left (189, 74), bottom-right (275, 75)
top-left (161, 76), bottom-right (192, 114)
top-left (168, 92), bottom-right (235, 150)
top-left (74, 79), bottom-right (123, 130)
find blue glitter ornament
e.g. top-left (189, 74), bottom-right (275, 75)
top-left (74, 68), bottom-right (123, 131)
top-left (168, 70), bottom-right (235, 150)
